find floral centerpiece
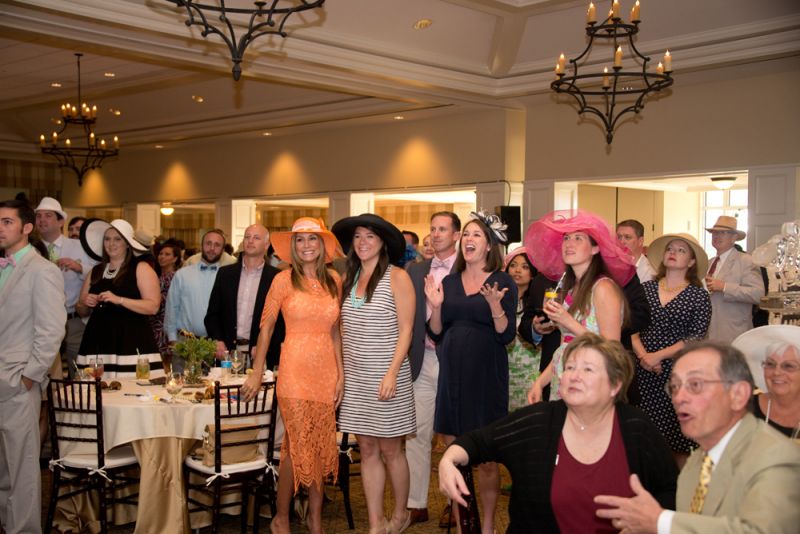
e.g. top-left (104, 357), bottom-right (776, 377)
top-left (173, 329), bottom-right (216, 384)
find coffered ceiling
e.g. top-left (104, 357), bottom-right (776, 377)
top-left (1, 0), bottom-right (798, 154)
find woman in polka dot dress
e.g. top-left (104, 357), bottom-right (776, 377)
top-left (632, 233), bottom-right (711, 466)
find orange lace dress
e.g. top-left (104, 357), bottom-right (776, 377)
top-left (260, 269), bottom-right (341, 491)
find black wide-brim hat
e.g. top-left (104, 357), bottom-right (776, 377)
top-left (331, 213), bottom-right (406, 265)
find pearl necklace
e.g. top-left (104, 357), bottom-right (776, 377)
top-left (103, 263), bottom-right (120, 280)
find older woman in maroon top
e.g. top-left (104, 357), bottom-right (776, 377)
top-left (438, 333), bottom-right (677, 533)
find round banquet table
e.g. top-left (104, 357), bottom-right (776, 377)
top-left (52, 376), bottom-right (274, 534)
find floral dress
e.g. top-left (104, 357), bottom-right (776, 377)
top-left (507, 297), bottom-right (541, 411)
top-left (260, 270), bottom-right (341, 491)
top-left (151, 270), bottom-right (175, 355)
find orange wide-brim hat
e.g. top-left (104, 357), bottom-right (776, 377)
top-left (270, 217), bottom-right (341, 264)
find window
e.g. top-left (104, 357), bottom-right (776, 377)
top-left (702, 189), bottom-right (748, 257)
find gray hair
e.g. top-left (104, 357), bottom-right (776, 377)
top-left (764, 341), bottom-right (800, 362)
top-left (675, 341), bottom-right (756, 399)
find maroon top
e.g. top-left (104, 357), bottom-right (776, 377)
top-left (551, 414), bottom-right (633, 534)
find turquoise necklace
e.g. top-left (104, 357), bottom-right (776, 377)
top-left (350, 269), bottom-right (368, 309)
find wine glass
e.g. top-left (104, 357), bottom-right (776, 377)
top-left (230, 350), bottom-right (243, 376)
top-left (88, 356), bottom-right (104, 379)
top-left (165, 372), bottom-right (184, 402)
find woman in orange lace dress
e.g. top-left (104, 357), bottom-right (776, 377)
top-left (242, 217), bottom-right (344, 534)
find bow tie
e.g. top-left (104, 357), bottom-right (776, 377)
top-left (0, 256), bottom-right (16, 270)
top-left (200, 264), bottom-right (218, 272)
top-left (431, 258), bottom-right (449, 270)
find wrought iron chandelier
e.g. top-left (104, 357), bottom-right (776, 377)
top-left (165, 0), bottom-right (326, 81)
top-left (551, 1), bottom-right (673, 144)
top-left (39, 53), bottom-right (119, 186)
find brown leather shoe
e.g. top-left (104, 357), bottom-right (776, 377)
top-left (408, 508), bottom-right (429, 524)
top-left (438, 504), bottom-right (456, 528)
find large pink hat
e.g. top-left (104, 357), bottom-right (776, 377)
top-left (524, 209), bottom-right (636, 286)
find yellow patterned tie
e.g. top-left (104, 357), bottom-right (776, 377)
top-left (690, 454), bottom-right (714, 513)
top-left (47, 243), bottom-right (58, 262)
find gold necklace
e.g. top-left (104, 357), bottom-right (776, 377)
top-left (659, 279), bottom-right (688, 293)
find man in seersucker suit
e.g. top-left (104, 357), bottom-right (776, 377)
top-left (595, 341), bottom-right (800, 533)
top-left (0, 199), bottom-right (66, 534)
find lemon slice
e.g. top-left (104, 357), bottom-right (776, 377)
top-left (246, 368), bottom-right (254, 375)
top-left (544, 291), bottom-right (557, 299)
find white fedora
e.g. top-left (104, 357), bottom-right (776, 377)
top-left (34, 196), bottom-right (67, 220)
top-left (732, 325), bottom-right (800, 393)
top-left (80, 218), bottom-right (148, 261)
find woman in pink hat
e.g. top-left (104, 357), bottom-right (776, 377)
top-left (241, 217), bottom-right (343, 534)
top-left (524, 210), bottom-right (634, 403)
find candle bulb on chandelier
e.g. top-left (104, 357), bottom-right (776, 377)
top-left (614, 46), bottom-right (622, 67)
top-left (91, 105), bottom-right (97, 119)
top-left (113, 136), bottom-right (119, 149)
top-left (65, 139), bottom-right (71, 148)
top-left (558, 53), bottom-right (566, 71)
top-left (603, 67), bottom-right (610, 88)
top-left (612, 0), bottom-right (620, 19)
top-left (656, 62), bottom-right (664, 75)
top-left (587, 2), bottom-right (596, 24)
top-left (39, 134), bottom-right (45, 147)
top-left (52, 132), bottom-right (58, 145)
top-left (90, 132), bottom-right (96, 146)
top-left (631, 1), bottom-right (640, 22)
top-left (71, 105), bottom-right (77, 118)
top-left (100, 139), bottom-right (106, 149)
top-left (664, 50), bottom-right (672, 71)
top-left (61, 104), bottom-right (68, 117)
top-left (555, 63), bottom-right (563, 75)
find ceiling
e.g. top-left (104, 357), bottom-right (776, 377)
top-left (1, 0), bottom-right (798, 156)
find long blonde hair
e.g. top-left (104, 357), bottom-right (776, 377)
top-left (289, 234), bottom-right (338, 298)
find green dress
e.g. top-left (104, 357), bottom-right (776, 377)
top-left (507, 298), bottom-right (542, 411)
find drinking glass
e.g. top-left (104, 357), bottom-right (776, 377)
top-left (165, 372), bottom-right (184, 402)
top-left (230, 350), bottom-right (243, 376)
top-left (88, 356), bottom-right (104, 379)
top-left (136, 355), bottom-right (151, 380)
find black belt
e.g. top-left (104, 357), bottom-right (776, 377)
top-left (67, 312), bottom-right (80, 320)
top-left (234, 339), bottom-right (250, 347)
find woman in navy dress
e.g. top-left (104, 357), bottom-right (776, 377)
top-left (425, 211), bottom-right (517, 532)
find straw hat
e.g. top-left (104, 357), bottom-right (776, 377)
top-left (34, 196), bottom-right (67, 220)
top-left (646, 233), bottom-right (709, 276)
top-left (523, 209), bottom-right (636, 286)
top-left (732, 325), bottom-right (800, 393)
top-left (80, 218), bottom-right (149, 261)
top-left (503, 246), bottom-right (532, 271)
top-left (270, 217), bottom-right (340, 264)
top-left (134, 228), bottom-right (156, 249)
top-left (331, 213), bottom-right (406, 265)
top-left (706, 215), bottom-right (746, 241)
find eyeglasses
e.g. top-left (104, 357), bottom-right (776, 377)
top-left (664, 378), bottom-right (730, 397)
top-left (762, 361), bottom-right (800, 373)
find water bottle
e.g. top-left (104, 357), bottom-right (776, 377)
top-left (220, 351), bottom-right (232, 382)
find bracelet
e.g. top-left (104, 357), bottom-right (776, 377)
top-left (492, 311), bottom-right (506, 319)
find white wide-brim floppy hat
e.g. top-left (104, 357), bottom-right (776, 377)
top-left (732, 325), bottom-right (800, 393)
top-left (34, 196), bottom-right (67, 220)
top-left (80, 218), bottom-right (149, 261)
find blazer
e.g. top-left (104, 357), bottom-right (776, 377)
top-left (672, 413), bottom-right (800, 534)
top-left (204, 261), bottom-right (285, 370)
top-left (407, 258), bottom-right (456, 380)
top-left (455, 401), bottom-right (678, 534)
top-left (0, 249), bottom-right (66, 401)
top-left (707, 249), bottom-right (763, 342)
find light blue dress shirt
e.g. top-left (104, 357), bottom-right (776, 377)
top-left (42, 235), bottom-right (96, 312)
top-left (0, 244), bottom-right (32, 291)
top-left (164, 261), bottom-right (220, 341)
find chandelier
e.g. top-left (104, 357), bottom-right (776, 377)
top-left (39, 53), bottom-right (119, 186)
top-left (551, 1), bottom-right (673, 144)
top-left (165, 0), bottom-right (326, 81)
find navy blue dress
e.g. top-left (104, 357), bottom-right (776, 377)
top-left (430, 271), bottom-right (517, 436)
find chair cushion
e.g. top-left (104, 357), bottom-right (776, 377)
top-left (202, 423), bottom-right (261, 467)
top-left (61, 444), bottom-right (138, 470)
top-left (185, 454), bottom-right (268, 476)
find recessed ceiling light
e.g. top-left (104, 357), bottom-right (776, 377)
top-left (262, 132), bottom-right (272, 137)
top-left (50, 82), bottom-right (62, 88)
top-left (413, 19), bottom-right (433, 30)
top-left (192, 95), bottom-right (204, 103)
top-left (394, 115), bottom-right (405, 120)
top-left (104, 72), bottom-right (115, 78)
top-left (154, 144), bottom-right (164, 149)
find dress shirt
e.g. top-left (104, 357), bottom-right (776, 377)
top-left (42, 234), bottom-right (95, 312)
top-left (708, 248), bottom-right (734, 277)
top-left (236, 260), bottom-right (264, 340)
top-left (165, 261), bottom-right (221, 341)
top-left (657, 420), bottom-right (743, 534)
top-left (0, 244), bottom-right (32, 291)
top-left (637, 254), bottom-right (657, 283)
top-left (425, 251), bottom-right (457, 350)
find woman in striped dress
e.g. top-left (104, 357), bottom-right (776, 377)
top-left (333, 214), bottom-right (416, 534)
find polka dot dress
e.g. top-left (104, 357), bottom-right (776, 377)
top-left (636, 280), bottom-right (711, 453)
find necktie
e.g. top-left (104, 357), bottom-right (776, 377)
top-left (200, 264), bottom-right (218, 272)
top-left (690, 454), bottom-right (714, 514)
top-left (47, 243), bottom-right (59, 262)
top-left (707, 256), bottom-right (720, 277)
top-left (0, 256), bottom-right (16, 269)
top-left (431, 258), bottom-right (449, 270)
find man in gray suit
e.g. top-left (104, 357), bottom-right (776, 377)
top-left (596, 342), bottom-right (800, 533)
top-left (704, 216), bottom-right (763, 342)
top-left (0, 199), bottom-right (66, 534)
top-left (405, 211), bottom-right (461, 525)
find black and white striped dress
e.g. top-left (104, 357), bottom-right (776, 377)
top-left (339, 265), bottom-right (416, 437)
